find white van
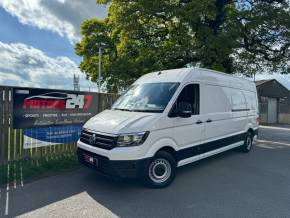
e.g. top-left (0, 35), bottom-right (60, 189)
top-left (77, 68), bottom-right (259, 188)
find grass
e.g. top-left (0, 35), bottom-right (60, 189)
top-left (0, 153), bottom-right (80, 186)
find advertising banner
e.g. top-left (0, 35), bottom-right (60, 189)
top-left (23, 125), bottom-right (82, 149)
top-left (13, 88), bottom-right (99, 128)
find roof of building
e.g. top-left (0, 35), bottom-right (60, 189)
top-left (255, 80), bottom-right (270, 86)
top-left (255, 77), bottom-right (290, 91)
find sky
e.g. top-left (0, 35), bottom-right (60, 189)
top-left (0, 0), bottom-right (107, 91)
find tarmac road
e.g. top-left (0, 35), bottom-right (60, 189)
top-left (1, 125), bottom-right (290, 218)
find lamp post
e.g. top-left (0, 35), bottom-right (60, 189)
top-left (98, 42), bottom-right (106, 93)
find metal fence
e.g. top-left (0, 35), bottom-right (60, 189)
top-left (0, 86), bottom-right (118, 165)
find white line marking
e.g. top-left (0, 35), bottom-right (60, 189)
top-left (20, 164), bottom-right (24, 187)
top-left (5, 192), bottom-right (9, 216)
top-left (5, 164), bottom-right (10, 216)
top-left (13, 164), bottom-right (16, 189)
top-left (259, 125), bottom-right (290, 131)
top-left (5, 184), bottom-right (9, 216)
top-left (256, 139), bottom-right (290, 147)
top-left (256, 144), bottom-right (276, 149)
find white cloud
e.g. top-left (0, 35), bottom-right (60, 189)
top-left (0, 42), bottom-right (97, 91)
top-left (0, 0), bottom-right (107, 43)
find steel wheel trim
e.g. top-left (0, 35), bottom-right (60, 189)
top-left (246, 135), bottom-right (252, 150)
top-left (149, 158), bottom-right (171, 183)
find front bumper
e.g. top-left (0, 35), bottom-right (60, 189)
top-left (77, 147), bottom-right (150, 178)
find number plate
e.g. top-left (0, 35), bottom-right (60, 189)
top-left (84, 155), bottom-right (98, 166)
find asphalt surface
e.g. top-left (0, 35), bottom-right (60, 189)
top-left (1, 126), bottom-right (290, 218)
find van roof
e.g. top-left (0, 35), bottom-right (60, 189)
top-left (135, 67), bottom-right (256, 92)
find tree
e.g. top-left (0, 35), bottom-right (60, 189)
top-left (75, 0), bottom-right (290, 92)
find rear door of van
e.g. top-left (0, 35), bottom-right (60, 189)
top-left (244, 90), bottom-right (259, 129)
top-left (230, 88), bottom-right (248, 135)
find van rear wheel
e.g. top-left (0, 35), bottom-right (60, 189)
top-left (240, 132), bottom-right (253, 153)
top-left (144, 151), bottom-right (176, 188)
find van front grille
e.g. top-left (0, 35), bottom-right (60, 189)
top-left (80, 129), bottom-right (118, 150)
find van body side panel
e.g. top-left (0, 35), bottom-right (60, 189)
top-left (176, 131), bottom-right (245, 161)
top-left (177, 141), bottom-right (244, 167)
top-left (201, 84), bottom-right (233, 142)
top-left (175, 78), bottom-right (258, 167)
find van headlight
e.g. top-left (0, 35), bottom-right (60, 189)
top-left (117, 131), bottom-right (149, 147)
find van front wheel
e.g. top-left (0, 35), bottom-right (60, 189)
top-left (144, 151), bottom-right (176, 188)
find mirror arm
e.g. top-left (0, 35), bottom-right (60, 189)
top-left (168, 111), bottom-right (177, 118)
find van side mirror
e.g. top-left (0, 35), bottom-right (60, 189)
top-left (177, 102), bottom-right (192, 118)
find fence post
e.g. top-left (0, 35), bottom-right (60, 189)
top-left (0, 87), bottom-right (4, 165)
top-left (8, 88), bottom-right (14, 162)
top-left (3, 88), bottom-right (9, 164)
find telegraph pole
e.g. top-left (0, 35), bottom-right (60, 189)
top-left (98, 42), bottom-right (106, 93)
top-left (98, 45), bottom-right (102, 93)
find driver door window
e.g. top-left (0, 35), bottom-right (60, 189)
top-left (172, 84), bottom-right (200, 115)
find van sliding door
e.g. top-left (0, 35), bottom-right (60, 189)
top-left (201, 84), bottom-right (233, 144)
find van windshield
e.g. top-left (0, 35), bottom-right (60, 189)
top-left (112, 83), bottom-right (179, 113)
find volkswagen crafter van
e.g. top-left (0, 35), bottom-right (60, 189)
top-left (77, 68), bottom-right (259, 188)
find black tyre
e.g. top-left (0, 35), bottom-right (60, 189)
top-left (240, 132), bottom-right (253, 153)
top-left (143, 151), bottom-right (177, 188)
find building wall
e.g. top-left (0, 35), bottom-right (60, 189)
top-left (257, 80), bottom-right (290, 124)
top-left (258, 97), bottom-right (268, 124)
top-left (278, 92), bottom-right (290, 123)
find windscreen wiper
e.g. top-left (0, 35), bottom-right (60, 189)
top-left (113, 108), bottom-right (132, 111)
top-left (130, 110), bottom-right (163, 113)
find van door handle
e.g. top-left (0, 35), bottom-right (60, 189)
top-left (206, 119), bottom-right (212, 123)
top-left (196, 120), bottom-right (203, 124)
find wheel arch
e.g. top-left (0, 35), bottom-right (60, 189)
top-left (247, 128), bottom-right (255, 136)
top-left (146, 138), bottom-right (178, 159)
top-left (156, 146), bottom-right (178, 160)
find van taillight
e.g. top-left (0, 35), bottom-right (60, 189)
top-left (256, 116), bottom-right (260, 125)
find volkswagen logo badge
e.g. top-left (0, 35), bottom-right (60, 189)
top-left (89, 134), bottom-right (96, 144)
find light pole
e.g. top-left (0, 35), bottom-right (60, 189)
top-left (98, 42), bottom-right (106, 93)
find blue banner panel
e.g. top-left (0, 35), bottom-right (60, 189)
top-left (23, 125), bottom-right (82, 149)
